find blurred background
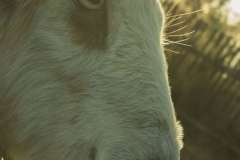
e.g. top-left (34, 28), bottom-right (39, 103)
top-left (161, 0), bottom-right (240, 159)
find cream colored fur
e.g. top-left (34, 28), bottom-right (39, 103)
top-left (0, 0), bottom-right (183, 160)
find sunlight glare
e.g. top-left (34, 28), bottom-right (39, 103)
top-left (226, 0), bottom-right (240, 14)
top-left (226, 0), bottom-right (240, 24)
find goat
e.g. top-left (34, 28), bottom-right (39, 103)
top-left (0, 0), bottom-right (183, 159)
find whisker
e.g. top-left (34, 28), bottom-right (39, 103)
top-left (165, 16), bottom-right (183, 27)
top-left (166, 31), bottom-right (195, 37)
top-left (167, 9), bottom-right (203, 18)
top-left (173, 38), bottom-right (190, 43)
top-left (163, 3), bottom-right (201, 53)
top-left (166, 0), bottom-right (181, 16)
top-left (166, 40), bottom-right (193, 47)
top-left (165, 15), bottom-right (182, 20)
top-left (164, 48), bottom-right (180, 54)
top-left (165, 38), bottom-right (190, 44)
top-left (165, 25), bottom-right (188, 34)
top-left (166, 20), bottom-right (186, 28)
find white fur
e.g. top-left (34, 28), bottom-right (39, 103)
top-left (0, 0), bottom-right (183, 160)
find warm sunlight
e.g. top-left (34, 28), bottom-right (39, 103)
top-left (226, 0), bottom-right (240, 24)
top-left (227, 0), bottom-right (240, 13)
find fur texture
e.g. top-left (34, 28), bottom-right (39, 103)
top-left (0, 0), bottom-right (183, 159)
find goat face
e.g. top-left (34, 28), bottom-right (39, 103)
top-left (0, 0), bottom-right (183, 160)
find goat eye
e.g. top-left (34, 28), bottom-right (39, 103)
top-left (75, 0), bottom-right (105, 10)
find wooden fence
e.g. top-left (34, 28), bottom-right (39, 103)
top-left (163, 0), bottom-right (240, 125)
top-left (162, 1), bottom-right (240, 159)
